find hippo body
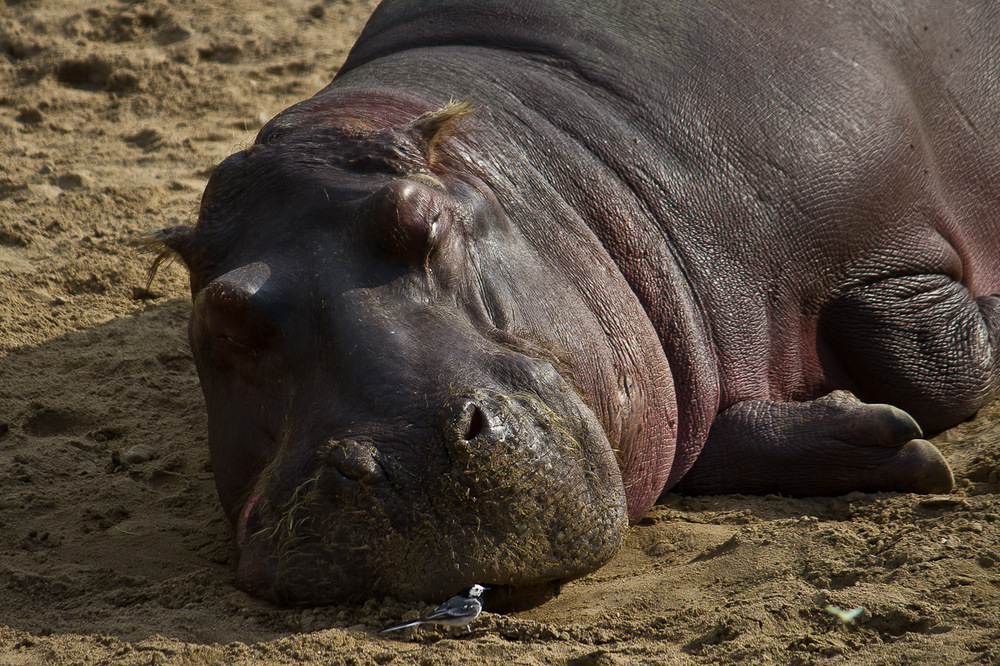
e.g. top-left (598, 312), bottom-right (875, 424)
top-left (156, 0), bottom-right (1000, 606)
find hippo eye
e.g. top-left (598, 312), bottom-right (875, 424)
top-left (363, 178), bottom-right (451, 265)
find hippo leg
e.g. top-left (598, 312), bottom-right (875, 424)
top-left (676, 273), bottom-right (1000, 496)
top-left (821, 274), bottom-right (1000, 433)
top-left (672, 390), bottom-right (954, 495)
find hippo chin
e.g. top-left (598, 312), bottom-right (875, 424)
top-left (150, 0), bottom-right (1000, 607)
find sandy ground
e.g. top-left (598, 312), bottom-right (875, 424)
top-left (2, 1), bottom-right (1000, 664)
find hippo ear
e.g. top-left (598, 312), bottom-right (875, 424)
top-left (362, 178), bottom-right (453, 265)
top-left (409, 99), bottom-right (477, 166)
top-left (137, 225), bottom-right (199, 290)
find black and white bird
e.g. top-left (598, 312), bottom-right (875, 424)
top-left (381, 584), bottom-right (488, 634)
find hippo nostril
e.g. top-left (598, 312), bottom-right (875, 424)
top-left (462, 403), bottom-right (486, 441)
top-left (324, 439), bottom-right (384, 484)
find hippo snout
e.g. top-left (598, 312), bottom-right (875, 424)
top-left (232, 386), bottom-right (628, 606)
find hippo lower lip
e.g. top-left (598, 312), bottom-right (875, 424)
top-left (235, 490), bottom-right (276, 597)
top-left (236, 490), bottom-right (263, 548)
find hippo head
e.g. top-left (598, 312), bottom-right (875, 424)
top-left (152, 98), bottom-right (631, 607)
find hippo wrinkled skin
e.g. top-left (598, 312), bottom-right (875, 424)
top-left (150, 0), bottom-right (1000, 607)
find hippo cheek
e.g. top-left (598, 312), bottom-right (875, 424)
top-left (232, 389), bottom-right (628, 607)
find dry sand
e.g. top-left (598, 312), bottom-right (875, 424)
top-left (2, 0), bottom-right (999, 663)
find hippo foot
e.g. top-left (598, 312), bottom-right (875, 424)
top-left (672, 390), bottom-right (954, 496)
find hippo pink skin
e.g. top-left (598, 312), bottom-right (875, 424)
top-left (154, 0), bottom-right (1000, 607)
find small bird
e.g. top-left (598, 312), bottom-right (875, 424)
top-left (381, 584), bottom-right (489, 634)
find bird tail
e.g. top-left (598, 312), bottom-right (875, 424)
top-left (380, 620), bottom-right (424, 633)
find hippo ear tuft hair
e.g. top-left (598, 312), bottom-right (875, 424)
top-left (134, 225), bottom-right (198, 292)
top-left (410, 99), bottom-right (478, 165)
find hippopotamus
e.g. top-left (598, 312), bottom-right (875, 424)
top-left (149, 0), bottom-right (1000, 607)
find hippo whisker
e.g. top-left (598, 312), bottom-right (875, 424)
top-left (266, 477), bottom-right (320, 541)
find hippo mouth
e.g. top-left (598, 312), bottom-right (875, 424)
top-left (231, 383), bottom-right (628, 608)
